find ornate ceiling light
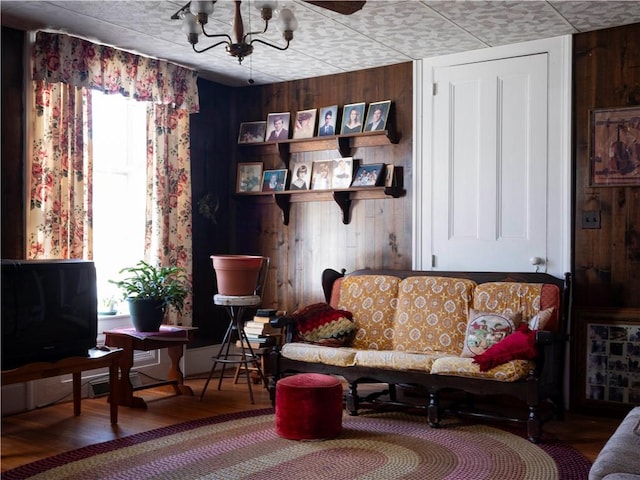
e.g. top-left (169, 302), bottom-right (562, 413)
top-left (172, 1), bottom-right (297, 64)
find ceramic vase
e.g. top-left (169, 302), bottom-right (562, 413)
top-left (211, 255), bottom-right (264, 296)
top-left (128, 298), bottom-right (166, 332)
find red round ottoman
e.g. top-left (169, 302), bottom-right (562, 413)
top-left (275, 373), bottom-right (343, 440)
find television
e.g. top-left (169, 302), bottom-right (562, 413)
top-left (1, 259), bottom-right (98, 370)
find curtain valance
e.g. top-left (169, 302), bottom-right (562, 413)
top-left (32, 31), bottom-right (199, 113)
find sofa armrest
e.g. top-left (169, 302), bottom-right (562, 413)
top-left (535, 330), bottom-right (553, 346)
top-left (270, 316), bottom-right (296, 344)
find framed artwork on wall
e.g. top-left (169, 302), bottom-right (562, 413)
top-left (341, 102), bottom-right (365, 134)
top-left (363, 100), bottom-right (391, 132)
top-left (293, 109), bottom-right (317, 139)
top-left (261, 169), bottom-right (287, 192)
top-left (572, 307), bottom-right (640, 415)
top-left (317, 106), bottom-right (338, 137)
top-left (237, 121), bottom-right (266, 144)
top-left (236, 162), bottom-right (263, 193)
top-left (265, 112), bottom-right (291, 141)
top-left (589, 106), bottom-right (640, 186)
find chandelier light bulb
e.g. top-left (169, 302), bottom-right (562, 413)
top-left (278, 8), bottom-right (298, 32)
top-left (189, 0), bottom-right (215, 25)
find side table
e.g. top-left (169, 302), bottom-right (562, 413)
top-left (104, 326), bottom-right (196, 409)
top-left (1, 348), bottom-right (123, 424)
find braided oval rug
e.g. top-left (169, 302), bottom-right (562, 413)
top-left (3, 408), bottom-right (590, 480)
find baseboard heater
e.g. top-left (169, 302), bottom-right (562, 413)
top-left (89, 372), bottom-right (141, 398)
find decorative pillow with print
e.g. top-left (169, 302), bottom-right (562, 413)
top-left (293, 302), bottom-right (356, 347)
top-left (460, 309), bottom-right (522, 358)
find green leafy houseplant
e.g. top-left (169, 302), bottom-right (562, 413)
top-left (110, 261), bottom-right (189, 331)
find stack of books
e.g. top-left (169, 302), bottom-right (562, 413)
top-left (237, 309), bottom-right (284, 349)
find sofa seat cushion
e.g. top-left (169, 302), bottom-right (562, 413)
top-left (353, 349), bottom-right (446, 372)
top-left (430, 356), bottom-right (535, 382)
top-left (338, 275), bottom-right (401, 350)
top-left (393, 276), bottom-right (476, 355)
top-left (280, 343), bottom-right (357, 367)
top-left (473, 281), bottom-right (550, 325)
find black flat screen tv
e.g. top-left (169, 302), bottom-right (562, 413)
top-left (1, 259), bottom-right (98, 370)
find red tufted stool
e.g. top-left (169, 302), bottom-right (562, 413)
top-left (275, 373), bottom-right (343, 440)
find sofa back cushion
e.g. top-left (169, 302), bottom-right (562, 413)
top-left (338, 275), bottom-right (400, 350)
top-left (472, 282), bottom-right (561, 332)
top-left (393, 276), bottom-right (476, 355)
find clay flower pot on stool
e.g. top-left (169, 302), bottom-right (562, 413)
top-left (210, 255), bottom-right (264, 295)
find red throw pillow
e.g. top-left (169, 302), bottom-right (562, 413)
top-left (472, 323), bottom-right (537, 372)
top-left (292, 302), bottom-right (355, 346)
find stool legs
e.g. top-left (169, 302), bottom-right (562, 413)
top-left (200, 305), bottom-right (266, 404)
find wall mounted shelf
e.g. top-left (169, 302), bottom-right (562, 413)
top-left (234, 185), bottom-right (405, 225)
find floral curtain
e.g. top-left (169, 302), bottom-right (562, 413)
top-left (28, 31), bottom-right (198, 325)
top-left (27, 81), bottom-right (93, 259)
top-left (145, 105), bottom-right (193, 325)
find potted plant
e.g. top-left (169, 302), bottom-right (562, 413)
top-left (110, 261), bottom-right (189, 332)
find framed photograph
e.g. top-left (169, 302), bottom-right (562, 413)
top-left (236, 162), bottom-right (263, 193)
top-left (317, 105), bottom-right (338, 137)
top-left (237, 121), bottom-right (266, 144)
top-left (590, 106), bottom-right (640, 186)
top-left (261, 169), bottom-right (288, 192)
top-left (310, 160), bottom-right (334, 190)
top-left (289, 160), bottom-right (312, 191)
top-left (265, 112), bottom-right (291, 141)
top-left (332, 157), bottom-right (354, 189)
top-left (293, 109), bottom-right (317, 140)
top-left (363, 100), bottom-right (391, 132)
top-left (341, 102), bottom-right (365, 134)
top-left (572, 308), bottom-right (640, 415)
top-left (384, 165), bottom-right (395, 187)
top-left (351, 163), bottom-right (385, 187)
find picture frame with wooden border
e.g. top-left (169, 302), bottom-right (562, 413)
top-left (289, 160), bottom-right (312, 191)
top-left (265, 112), bottom-right (291, 141)
top-left (310, 160), bottom-right (334, 190)
top-left (261, 169), bottom-right (288, 192)
top-left (236, 162), bottom-right (263, 193)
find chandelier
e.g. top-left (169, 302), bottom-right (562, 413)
top-left (172, 1), bottom-right (298, 64)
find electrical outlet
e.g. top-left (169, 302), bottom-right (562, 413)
top-left (582, 210), bottom-right (601, 229)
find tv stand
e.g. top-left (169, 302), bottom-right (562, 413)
top-left (1, 348), bottom-right (123, 424)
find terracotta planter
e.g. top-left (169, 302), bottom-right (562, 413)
top-left (211, 255), bottom-right (264, 296)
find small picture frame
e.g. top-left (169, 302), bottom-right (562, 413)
top-left (290, 160), bottom-right (312, 191)
top-left (293, 109), bottom-right (318, 140)
top-left (589, 106), bottom-right (640, 186)
top-left (384, 165), bottom-right (395, 187)
top-left (265, 112), bottom-right (291, 141)
top-left (237, 121), bottom-right (266, 144)
top-left (261, 169), bottom-right (288, 192)
top-left (317, 105), bottom-right (338, 137)
top-left (341, 102), bottom-right (365, 134)
top-left (236, 162), bottom-right (263, 193)
top-left (311, 160), bottom-right (334, 190)
top-left (351, 163), bottom-right (385, 187)
top-left (363, 100), bottom-right (391, 132)
top-left (332, 157), bottom-right (354, 189)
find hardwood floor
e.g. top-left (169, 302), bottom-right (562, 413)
top-left (1, 376), bottom-right (621, 473)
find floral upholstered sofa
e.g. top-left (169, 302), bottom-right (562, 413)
top-left (270, 268), bottom-right (570, 442)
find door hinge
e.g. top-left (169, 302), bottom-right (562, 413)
top-left (432, 83), bottom-right (437, 96)
top-left (431, 254), bottom-right (436, 268)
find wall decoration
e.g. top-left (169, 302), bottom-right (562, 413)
top-left (351, 163), bottom-right (385, 187)
top-left (364, 100), bottom-right (391, 132)
top-left (236, 162), bottom-right (263, 193)
top-left (237, 121), bottom-right (266, 144)
top-left (310, 160), bottom-right (333, 190)
top-left (332, 157), bottom-right (354, 189)
top-left (261, 169), bottom-right (287, 192)
top-left (265, 112), bottom-right (291, 141)
top-left (317, 105), bottom-right (338, 137)
top-left (341, 102), bottom-right (365, 134)
top-left (590, 106), bottom-right (640, 186)
top-left (293, 109), bottom-right (317, 139)
top-left (289, 160), bottom-right (312, 191)
top-left (574, 308), bottom-right (640, 414)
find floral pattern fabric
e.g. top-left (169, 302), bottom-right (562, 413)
top-left (32, 32), bottom-right (199, 113)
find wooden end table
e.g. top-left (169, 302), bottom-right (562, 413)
top-left (104, 326), bottom-right (196, 409)
top-left (1, 348), bottom-right (123, 424)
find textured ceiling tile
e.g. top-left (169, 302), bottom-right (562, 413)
top-left (550, 1), bottom-right (640, 31)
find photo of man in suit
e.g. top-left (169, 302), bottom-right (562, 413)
top-left (267, 115), bottom-right (289, 140)
top-left (365, 105), bottom-right (385, 131)
top-left (318, 109), bottom-right (335, 136)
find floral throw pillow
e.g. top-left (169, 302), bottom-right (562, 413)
top-left (460, 309), bottom-right (522, 357)
top-left (293, 302), bottom-right (355, 347)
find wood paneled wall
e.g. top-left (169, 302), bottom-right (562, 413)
top-left (224, 63), bottom-right (413, 314)
top-left (573, 23), bottom-right (640, 308)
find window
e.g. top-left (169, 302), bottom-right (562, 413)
top-left (91, 92), bottom-right (147, 311)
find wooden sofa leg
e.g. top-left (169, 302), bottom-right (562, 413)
top-left (428, 392), bottom-right (440, 428)
top-left (346, 382), bottom-right (359, 415)
top-left (527, 405), bottom-right (541, 443)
